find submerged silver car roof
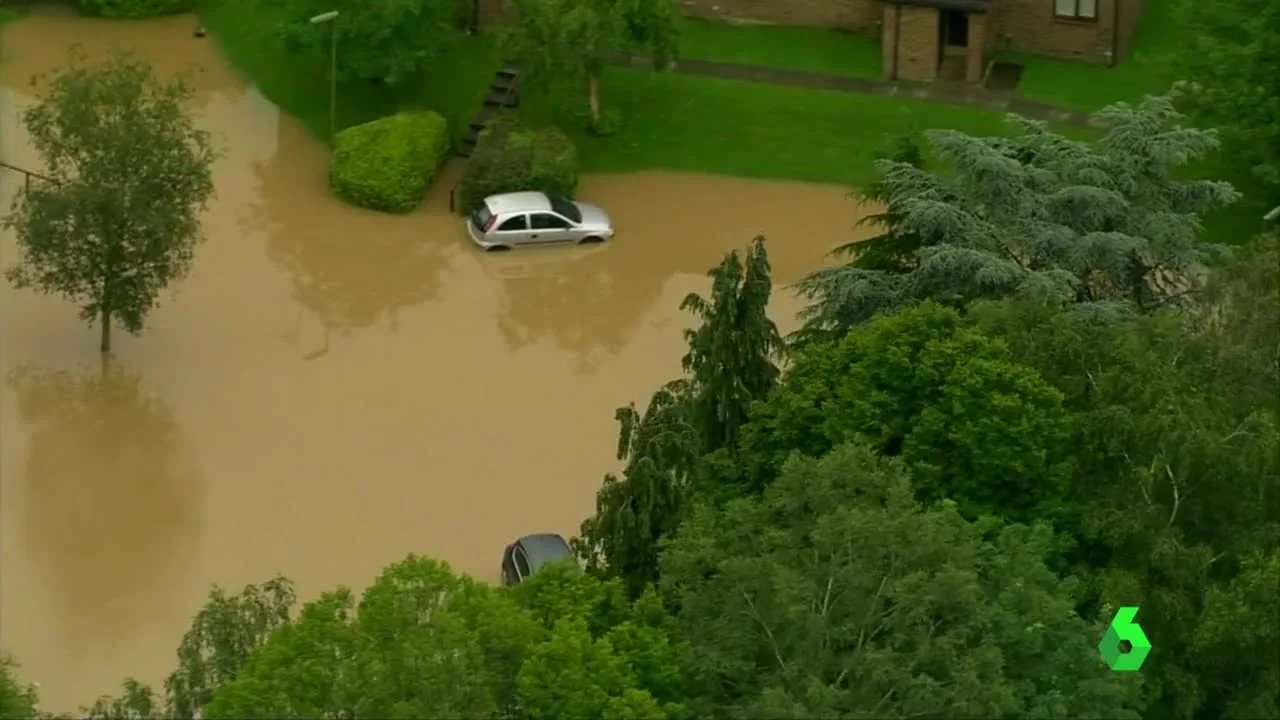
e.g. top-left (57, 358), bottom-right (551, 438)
top-left (485, 192), bottom-right (552, 215)
top-left (516, 533), bottom-right (573, 571)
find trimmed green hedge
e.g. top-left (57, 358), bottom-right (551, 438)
top-left (74, 0), bottom-right (193, 18)
top-left (457, 117), bottom-right (579, 215)
top-left (329, 111), bottom-right (449, 213)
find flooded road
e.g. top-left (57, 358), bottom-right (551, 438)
top-left (0, 9), bottom-right (872, 712)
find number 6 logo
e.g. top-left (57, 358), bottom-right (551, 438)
top-left (1098, 606), bottom-right (1151, 671)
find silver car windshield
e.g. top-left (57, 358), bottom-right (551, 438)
top-left (548, 196), bottom-right (582, 224)
top-left (472, 204), bottom-right (494, 230)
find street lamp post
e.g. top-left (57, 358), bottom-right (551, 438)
top-left (309, 10), bottom-right (340, 143)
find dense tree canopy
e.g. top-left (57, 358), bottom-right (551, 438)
top-left (662, 442), bottom-right (1144, 718)
top-left (725, 302), bottom-right (1074, 522)
top-left (1177, 0), bottom-right (1280, 198)
top-left (576, 238), bottom-right (783, 597)
top-left (795, 95), bottom-right (1239, 338)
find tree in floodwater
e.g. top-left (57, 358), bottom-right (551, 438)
top-left (575, 237), bottom-right (783, 596)
top-left (3, 50), bottom-right (216, 354)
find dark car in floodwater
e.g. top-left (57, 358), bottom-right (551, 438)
top-left (501, 533), bottom-right (576, 586)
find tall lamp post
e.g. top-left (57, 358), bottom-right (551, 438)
top-left (309, 10), bottom-right (340, 143)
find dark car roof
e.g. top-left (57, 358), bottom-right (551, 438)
top-left (515, 533), bottom-right (573, 571)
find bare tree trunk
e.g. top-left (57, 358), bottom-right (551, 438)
top-left (100, 308), bottom-right (111, 354)
top-left (587, 72), bottom-right (601, 126)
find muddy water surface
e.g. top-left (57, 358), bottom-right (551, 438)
top-left (0, 9), bottom-right (872, 712)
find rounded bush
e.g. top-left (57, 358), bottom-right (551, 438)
top-left (74, 0), bottom-right (193, 18)
top-left (457, 117), bottom-right (579, 215)
top-left (329, 111), bottom-right (449, 214)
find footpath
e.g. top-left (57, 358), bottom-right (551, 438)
top-left (611, 53), bottom-right (1092, 127)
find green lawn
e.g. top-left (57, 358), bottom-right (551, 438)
top-left (520, 67), bottom-right (1064, 186)
top-left (197, 0), bottom-right (502, 143)
top-left (194, 0), bottom-right (1024, 186)
top-left (674, 17), bottom-right (880, 79)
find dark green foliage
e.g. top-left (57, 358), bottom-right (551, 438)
top-left (729, 302), bottom-right (1074, 522)
top-left (176, 559), bottom-right (692, 719)
top-left (329, 111), bottom-right (448, 213)
top-left (458, 118), bottom-right (579, 215)
top-left (576, 238), bottom-right (783, 597)
top-left (968, 239), bottom-right (1280, 719)
top-left (796, 95), bottom-right (1240, 336)
top-left (73, 0), bottom-right (191, 18)
top-left (680, 236), bottom-right (784, 454)
top-left (0, 659), bottom-right (37, 720)
top-left (576, 382), bottom-right (699, 599)
top-left (661, 442), bottom-right (1145, 718)
top-left (274, 0), bottom-right (461, 84)
top-left (1177, 0), bottom-right (1280, 197)
top-left (3, 50), bottom-right (216, 353)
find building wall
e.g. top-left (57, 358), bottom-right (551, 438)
top-left (895, 5), bottom-right (940, 81)
top-left (677, 0), bottom-right (882, 33)
top-left (987, 0), bottom-right (1117, 62)
top-left (1114, 0), bottom-right (1145, 59)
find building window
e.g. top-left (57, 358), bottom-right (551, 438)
top-left (1054, 0), bottom-right (1097, 20)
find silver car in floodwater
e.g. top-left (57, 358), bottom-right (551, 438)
top-left (467, 191), bottom-right (615, 251)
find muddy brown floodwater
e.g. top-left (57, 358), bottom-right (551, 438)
top-left (0, 8), bottom-right (874, 713)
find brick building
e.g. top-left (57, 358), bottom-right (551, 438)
top-left (677, 0), bottom-right (1146, 82)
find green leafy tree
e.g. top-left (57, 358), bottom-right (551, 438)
top-left (576, 238), bottom-right (783, 595)
top-left (796, 95), bottom-right (1238, 336)
top-left (1177, 0), bottom-right (1280, 197)
top-left (0, 659), bottom-right (38, 720)
top-left (206, 557), bottom-right (541, 718)
top-left (576, 382), bottom-right (699, 598)
top-left (85, 577), bottom-right (296, 719)
top-left (3, 50), bottom-right (215, 353)
top-left (661, 442), bottom-right (1145, 718)
top-left (969, 248), bottom-right (1280, 720)
top-left (505, 0), bottom-right (677, 127)
top-left (729, 302), bottom-right (1074, 522)
top-left (680, 235), bottom-right (785, 454)
top-left (513, 565), bottom-right (693, 720)
top-left (275, 0), bottom-right (460, 84)
top-left (196, 559), bottom-right (688, 718)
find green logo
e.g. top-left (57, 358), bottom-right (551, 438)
top-left (1099, 606), bottom-right (1151, 671)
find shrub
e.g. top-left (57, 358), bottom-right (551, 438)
top-left (74, 0), bottom-right (193, 18)
top-left (457, 117), bottom-right (579, 215)
top-left (329, 111), bottom-right (449, 213)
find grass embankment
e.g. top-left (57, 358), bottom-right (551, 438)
top-left (674, 17), bottom-right (880, 79)
top-left (198, 0), bottom-right (502, 143)
top-left (522, 68), bottom-right (1033, 186)
top-left (196, 6), bottom-right (1028, 187)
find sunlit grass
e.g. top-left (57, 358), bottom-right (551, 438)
top-left (674, 17), bottom-right (881, 78)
